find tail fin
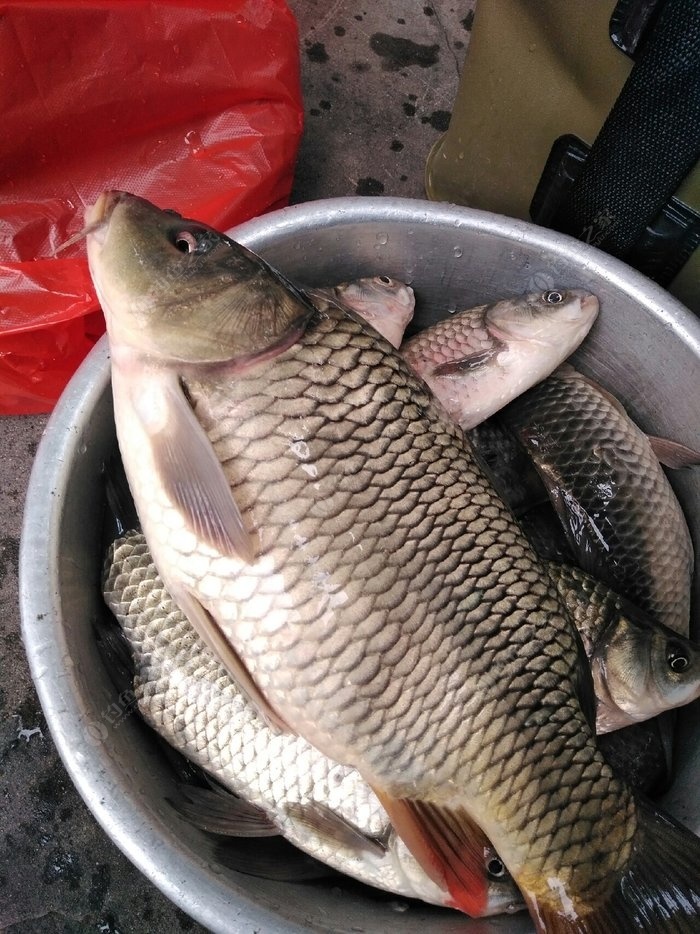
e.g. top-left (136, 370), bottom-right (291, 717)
top-left (102, 455), bottom-right (140, 536)
top-left (523, 799), bottom-right (700, 932)
top-left (371, 788), bottom-right (525, 918)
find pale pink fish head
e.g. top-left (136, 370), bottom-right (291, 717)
top-left (335, 276), bottom-right (415, 348)
top-left (410, 288), bottom-right (599, 430)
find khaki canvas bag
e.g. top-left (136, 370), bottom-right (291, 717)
top-left (426, 0), bottom-right (700, 312)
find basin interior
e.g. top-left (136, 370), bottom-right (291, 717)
top-left (23, 200), bottom-right (700, 934)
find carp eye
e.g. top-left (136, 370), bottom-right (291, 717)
top-left (668, 649), bottom-right (690, 673)
top-left (377, 275), bottom-right (393, 285)
top-left (174, 231), bottom-right (198, 254)
top-left (543, 290), bottom-right (565, 304)
top-left (486, 856), bottom-right (506, 879)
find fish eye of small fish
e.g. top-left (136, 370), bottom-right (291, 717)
top-left (542, 290), bottom-right (566, 305)
top-left (667, 646), bottom-right (691, 672)
top-left (485, 855), bottom-right (507, 879)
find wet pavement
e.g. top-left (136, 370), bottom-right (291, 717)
top-left (0, 2), bottom-right (472, 932)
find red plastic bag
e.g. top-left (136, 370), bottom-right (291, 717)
top-left (0, 0), bottom-right (303, 414)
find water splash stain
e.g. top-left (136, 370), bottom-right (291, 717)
top-left (356, 178), bottom-right (385, 196)
top-left (0, 535), bottom-right (19, 586)
top-left (421, 110), bottom-right (451, 131)
top-left (89, 863), bottom-right (112, 910)
top-left (369, 34), bottom-right (439, 71)
top-left (42, 846), bottom-right (83, 889)
top-left (306, 41), bottom-right (328, 64)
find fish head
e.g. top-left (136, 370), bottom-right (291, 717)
top-left (482, 847), bottom-right (526, 916)
top-left (648, 627), bottom-right (700, 711)
top-left (485, 289), bottom-right (599, 349)
top-left (411, 288), bottom-right (598, 429)
top-left (592, 614), bottom-right (700, 731)
top-left (334, 275), bottom-right (415, 348)
top-left (86, 191), bottom-right (315, 366)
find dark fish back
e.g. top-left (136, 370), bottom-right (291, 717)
top-left (501, 369), bottom-right (693, 634)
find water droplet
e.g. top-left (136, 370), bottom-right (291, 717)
top-left (184, 130), bottom-right (205, 156)
top-left (78, 443), bottom-right (87, 455)
top-left (447, 304), bottom-right (458, 315)
top-left (376, 232), bottom-right (389, 245)
top-left (453, 246), bottom-right (463, 258)
top-left (457, 151), bottom-right (465, 161)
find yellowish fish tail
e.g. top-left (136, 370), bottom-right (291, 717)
top-left (519, 799), bottom-right (700, 932)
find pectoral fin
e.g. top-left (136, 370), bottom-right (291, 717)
top-left (527, 456), bottom-right (611, 585)
top-left (431, 347), bottom-right (500, 377)
top-left (285, 801), bottom-right (387, 858)
top-left (102, 455), bottom-right (140, 538)
top-left (133, 373), bottom-right (256, 563)
top-left (172, 585), bottom-right (293, 735)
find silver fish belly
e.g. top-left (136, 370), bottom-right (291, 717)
top-left (103, 529), bottom-right (523, 915)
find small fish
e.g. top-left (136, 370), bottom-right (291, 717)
top-left (88, 192), bottom-right (700, 931)
top-left (315, 284), bottom-right (598, 437)
top-left (307, 276), bottom-right (415, 349)
top-left (103, 528), bottom-right (524, 916)
top-left (468, 423), bottom-right (700, 732)
top-left (547, 561), bottom-right (700, 733)
top-left (501, 364), bottom-right (696, 635)
top-left (401, 289), bottom-right (599, 429)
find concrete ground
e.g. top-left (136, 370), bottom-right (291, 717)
top-left (0, 2), bottom-right (473, 931)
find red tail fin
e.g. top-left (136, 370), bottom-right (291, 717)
top-left (372, 789), bottom-right (494, 917)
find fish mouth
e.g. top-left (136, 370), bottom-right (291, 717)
top-left (86, 190), bottom-right (128, 228)
top-left (55, 190), bottom-right (128, 256)
top-left (581, 294), bottom-right (600, 317)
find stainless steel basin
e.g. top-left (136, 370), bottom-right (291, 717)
top-left (20, 197), bottom-right (700, 933)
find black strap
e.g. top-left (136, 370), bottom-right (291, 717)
top-left (550, 0), bottom-right (700, 258)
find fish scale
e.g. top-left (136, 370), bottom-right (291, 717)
top-left (102, 530), bottom-right (529, 915)
top-left (502, 368), bottom-right (693, 635)
top-left (134, 321), bottom-right (619, 885)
